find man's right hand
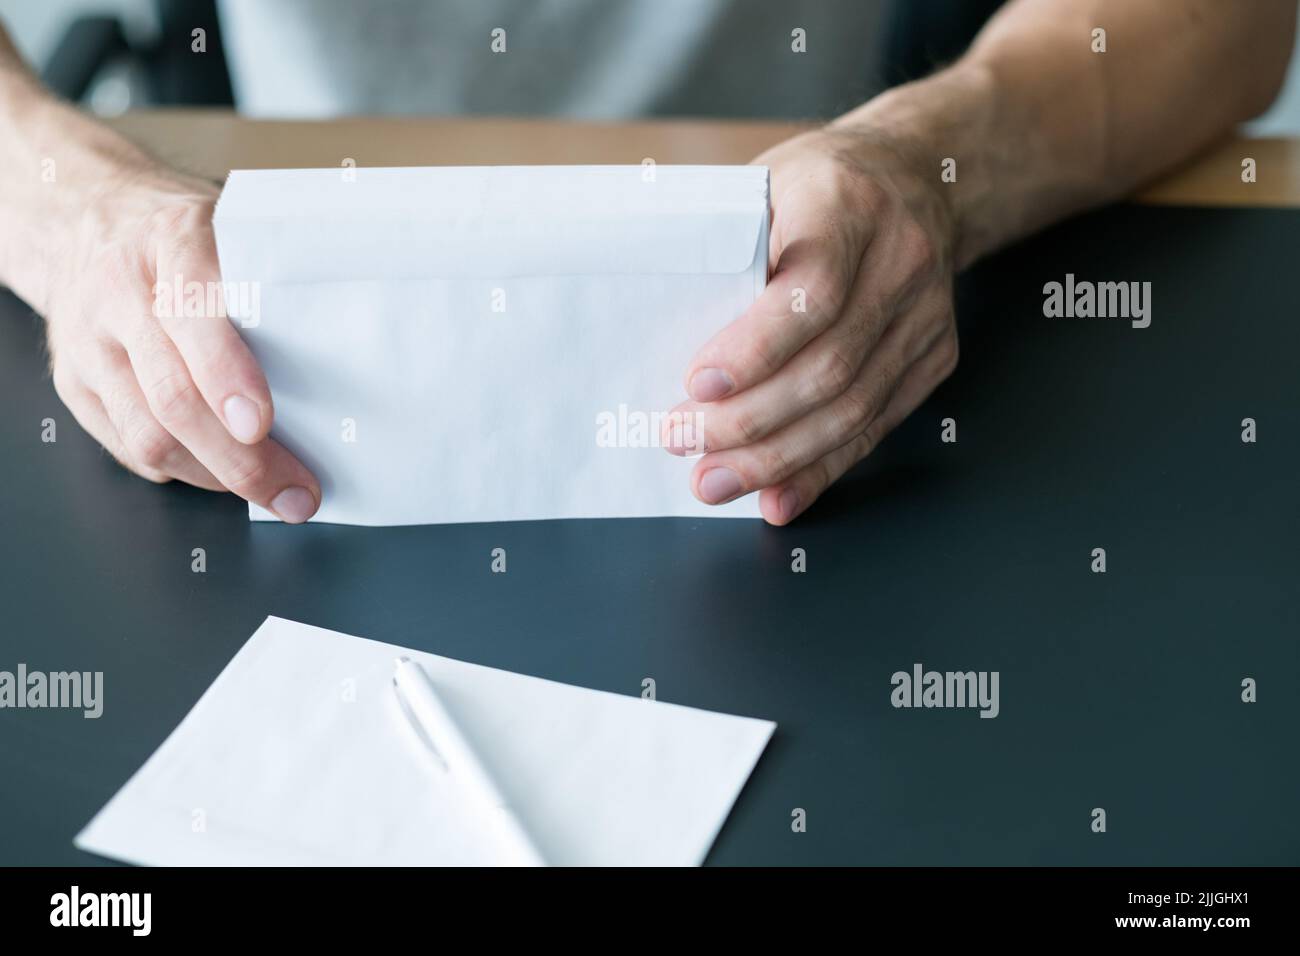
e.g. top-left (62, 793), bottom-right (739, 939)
top-left (0, 24), bottom-right (317, 520)
top-left (36, 166), bottom-right (321, 521)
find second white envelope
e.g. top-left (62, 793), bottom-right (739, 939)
top-left (213, 165), bottom-right (769, 525)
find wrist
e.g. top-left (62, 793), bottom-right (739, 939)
top-left (831, 61), bottom-right (1002, 270)
top-left (0, 90), bottom-right (189, 314)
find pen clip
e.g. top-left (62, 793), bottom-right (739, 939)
top-left (392, 670), bottom-right (449, 773)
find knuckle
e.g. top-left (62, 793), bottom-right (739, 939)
top-left (134, 465), bottom-right (173, 485)
top-left (125, 421), bottom-right (180, 472)
top-left (794, 267), bottom-right (848, 324)
top-left (740, 331), bottom-right (783, 380)
top-left (835, 162), bottom-right (886, 213)
top-left (104, 434), bottom-right (169, 483)
top-left (840, 366), bottom-right (894, 433)
top-left (727, 403), bottom-right (765, 446)
top-left (150, 200), bottom-right (218, 260)
top-left (936, 332), bottom-right (960, 378)
top-left (878, 364), bottom-right (904, 411)
top-left (754, 440), bottom-right (796, 485)
top-left (98, 381), bottom-right (135, 434)
top-left (220, 453), bottom-right (271, 497)
top-left (838, 381), bottom-right (875, 434)
top-left (899, 220), bottom-right (938, 277)
top-left (813, 341), bottom-right (859, 401)
top-left (811, 455), bottom-right (835, 495)
top-left (879, 356), bottom-right (904, 390)
top-left (146, 369), bottom-right (200, 427)
top-left (857, 422), bottom-right (882, 459)
top-left (50, 362), bottom-right (78, 404)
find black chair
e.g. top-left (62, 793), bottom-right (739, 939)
top-left (40, 0), bottom-right (233, 106)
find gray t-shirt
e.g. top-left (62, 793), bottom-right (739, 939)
top-left (218, 0), bottom-right (887, 120)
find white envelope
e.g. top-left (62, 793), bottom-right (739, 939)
top-left (74, 617), bottom-right (776, 866)
top-left (213, 165), bottom-right (769, 525)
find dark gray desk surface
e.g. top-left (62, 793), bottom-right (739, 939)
top-left (1, 204), bottom-right (1296, 866)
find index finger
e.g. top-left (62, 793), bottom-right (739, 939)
top-left (125, 328), bottom-right (320, 522)
top-left (682, 197), bottom-right (867, 403)
top-left (152, 226), bottom-right (274, 445)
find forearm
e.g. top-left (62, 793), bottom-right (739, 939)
top-left (836, 0), bottom-right (1296, 269)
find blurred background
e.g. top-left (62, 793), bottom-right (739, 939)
top-left (2, 0), bottom-right (1298, 131)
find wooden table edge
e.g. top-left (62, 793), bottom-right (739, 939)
top-left (107, 109), bottom-right (1300, 209)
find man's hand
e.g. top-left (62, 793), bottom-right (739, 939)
top-left (663, 0), bottom-right (1295, 526)
top-left (40, 168), bottom-right (320, 522)
top-left (0, 27), bottom-right (317, 520)
top-left (664, 127), bottom-right (959, 525)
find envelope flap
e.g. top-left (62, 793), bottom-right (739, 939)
top-left (214, 165), bottom-right (770, 282)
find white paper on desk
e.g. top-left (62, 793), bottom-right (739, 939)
top-left (212, 165), bottom-right (769, 525)
top-left (75, 617), bottom-right (775, 866)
